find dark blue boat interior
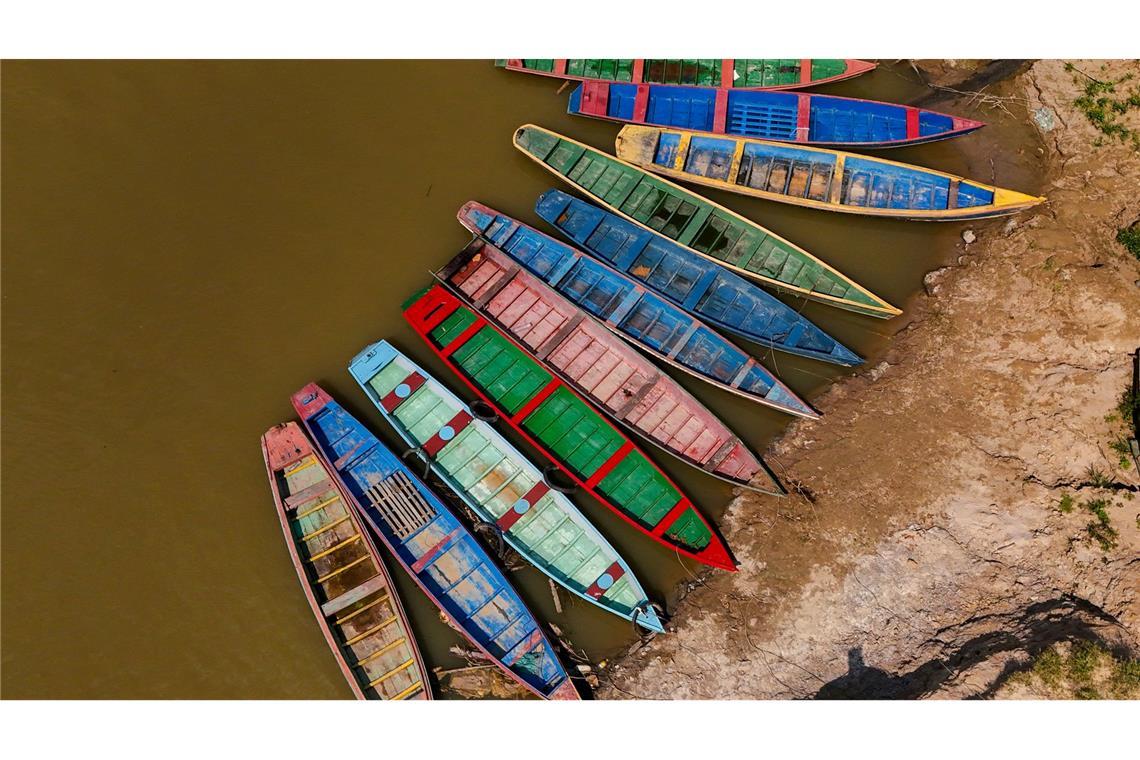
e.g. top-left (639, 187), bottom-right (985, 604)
top-left (651, 133), bottom-right (994, 212)
top-left (470, 215), bottom-right (804, 403)
top-left (303, 397), bottom-right (565, 694)
top-left (533, 190), bottom-right (860, 366)
top-left (569, 83), bottom-right (962, 145)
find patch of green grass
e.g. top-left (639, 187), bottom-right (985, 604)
top-left (1109, 438), bottom-right (1133, 469)
top-left (1117, 225), bottom-right (1140, 260)
top-left (1083, 498), bottom-right (1119, 551)
top-left (1032, 647), bottom-right (1065, 686)
top-left (1119, 385), bottom-right (1139, 422)
top-left (1058, 493), bottom-right (1075, 513)
top-left (1068, 640), bottom-right (1104, 682)
top-left (1113, 658), bottom-right (1140, 693)
top-left (1070, 68), bottom-right (1140, 151)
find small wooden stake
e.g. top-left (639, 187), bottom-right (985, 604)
top-left (549, 579), bottom-right (563, 614)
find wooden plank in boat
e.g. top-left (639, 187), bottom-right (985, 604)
top-left (321, 573), bottom-right (389, 618)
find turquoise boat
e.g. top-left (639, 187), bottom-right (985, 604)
top-left (349, 340), bottom-right (664, 633)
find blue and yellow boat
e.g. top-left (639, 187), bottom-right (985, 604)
top-left (616, 125), bottom-right (1045, 221)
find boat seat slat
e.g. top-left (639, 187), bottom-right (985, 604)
top-left (367, 658), bottom-right (416, 688)
top-left (315, 553), bottom-right (372, 584)
top-left (294, 493), bottom-right (341, 519)
top-left (389, 681), bottom-right (425, 701)
top-left (344, 614), bottom-right (400, 646)
top-left (305, 534), bottom-right (362, 563)
top-left (300, 514), bottom-right (352, 542)
top-left (321, 574), bottom-right (389, 618)
top-left (355, 636), bottom-right (407, 668)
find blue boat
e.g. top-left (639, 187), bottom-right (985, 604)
top-left (568, 81), bottom-right (984, 148)
top-left (457, 201), bottom-right (820, 418)
top-left (529, 190), bottom-right (862, 367)
top-left (292, 383), bottom-right (578, 700)
top-left (348, 340), bottom-right (665, 633)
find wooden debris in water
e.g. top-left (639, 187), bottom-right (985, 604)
top-left (549, 578), bottom-right (563, 614)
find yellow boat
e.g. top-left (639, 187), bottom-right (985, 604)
top-left (615, 125), bottom-right (1045, 221)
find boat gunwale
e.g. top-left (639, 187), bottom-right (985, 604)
top-left (292, 385), bottom-right (578, 700)
top-left (457, 200), bottom-right (823, 416)
top-left (261, 423), bottom-right (432, 700)
top-left (432, 246), bottom-right (785, 497)
top-left (497, 58), bottom-right (878, 92)
top-left (347, 339), bottom-right (666, 633)
top-left (615, 125), bottom-right (1046, 221)
top-left (511, 123), bottom-right (901, 318)
top-left (402, 284), bottom-right (739, 572)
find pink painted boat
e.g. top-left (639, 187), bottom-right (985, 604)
top-left (435, 240), bottom-right (785, 496)
top-left (261, 422), bottom-right (431, 700)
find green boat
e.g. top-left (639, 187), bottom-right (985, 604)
top-left (512, 124), bottom-right (900, 319)
top-left (349, 339), bottom-right (665, 632)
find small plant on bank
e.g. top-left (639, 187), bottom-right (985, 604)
top-left (1057, 493), bottom-right (1075, 513)
top-left (1084, 465), bottom-right (1111, 488)
top-left (1083, 498), bottom-right (1119, 551)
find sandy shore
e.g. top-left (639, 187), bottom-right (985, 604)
top-left (601, 60), bottom-right (1140, 699)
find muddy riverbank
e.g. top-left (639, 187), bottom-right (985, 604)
top-left (601, 59), bottom-right (1140, 699)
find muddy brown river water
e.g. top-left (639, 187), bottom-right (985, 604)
top-left (1, 60), bottom-right (1044, 698)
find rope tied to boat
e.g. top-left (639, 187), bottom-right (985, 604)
top-left (542, 464), bottom-right (577, 494)
top-left (469, 399), bottom-right (499, 423)
top-left (400, 446), bottom-right (431, 479)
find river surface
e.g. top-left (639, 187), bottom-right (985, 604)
top-left (1, 60), bottom-right (1043, 698)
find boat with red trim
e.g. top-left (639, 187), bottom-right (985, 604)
top-left (403, 284), bottom-right (739, 571)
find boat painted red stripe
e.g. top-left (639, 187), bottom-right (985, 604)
top-left (720, 58), bottom-right (734, 89)
top-left (422, 410), bottom-right (473, 456)
top-left (632, 84), bottom-right (650, 123)
top-left (906, 107), bottom-right (920, 141)
top-left (380, 371), bottom-right (426, 412)
top-left (509, 377), bottom-right (561, 424)
top-left (800, 58), bottom-right (813, 85)
top-left (553, 59), bottom-right (567, 77)
top-left (651, 497), bottom-right (693, 537)
top-left (410, 528), bottom-right (462, 574)
top-left (631, 59), bottom-right (644, 84)
top-left (585, 561), bottom-right (626, 599)
top-left (796, 94), bottom-right (811, 142)
top-left (712, 88), bottom-right (729, 134)
top-left (440, 317), bottom-right (488, 358)
top-left (584, 440), bottom-right (635, 489)
top-left (579, 81), bottom-right (609, 117)
top-left (496, 481), bottom-right (550, 531)
top-left (333, 440), bottom-right (368, 471)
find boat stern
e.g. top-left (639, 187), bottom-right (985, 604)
top-left (548, 679), bottom-right (581, 701)
top-left (614, 125), bottom-right (660, 167)
top-left (951, 115), bottom-right (987, 135)
top-left (992, 186), bottom-right (1046, 213)
top-left (845, 59), bottom-right (878, 79)
top-left (261, 422), bottom-right (313, 472)
top-left (291, 382), bottom-right (332, 421)
top-left (634, 604), bottom-right (666, 634)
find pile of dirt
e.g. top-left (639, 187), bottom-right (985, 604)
top-left (600, 59), bottom-right (1140, 700)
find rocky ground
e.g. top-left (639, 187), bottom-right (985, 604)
top-left (600, 60), bottom-right (1140, 700)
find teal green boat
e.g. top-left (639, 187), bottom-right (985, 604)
top-left (349, 339), bottom-right (665, 633)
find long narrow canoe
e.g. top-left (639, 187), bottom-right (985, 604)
top-left (456, 200), bottom-right (821, 417)
top-left (616, 125), bottom-right (1045, 221)
top-left (495, 59), bottom-right (877, 91)
top-left (569, 82), bottom-right (983, 148)
top-left (531, 190), bottom-right (863, 366)
top-left (404, 284), bottom-right (738, 571)
top-left (435, 239), bottom-right (785, 496)
top-left (349, 340), bottom-right (665, 633)
top-left (513, 124), bottom-right (900, 318)
top-left (261, 422), bottom-right (430, 700)
top-left (293, 384), bottom-right (578, 700)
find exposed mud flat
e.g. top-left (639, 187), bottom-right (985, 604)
top-left (601, 60), bottom-right (1140, 700)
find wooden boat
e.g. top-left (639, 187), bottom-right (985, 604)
top-left (513, 124), bottom-right (900, 319)
top-left (435, 238), bottom-right (785, 496)
top-left (455, 200), bottom-right (823, 417)
top-left (349, 340), bottom-right (665, 633)
top-left (530, 190), bottom-right (863, 366)
top-left (616, 125), bottom-right (1046, 221)
top-left (495, 59), bottom-right (877, 91)
top-left (261, 422), bottom-right (431, 700)
top-left (292, 384), bottom-right (578, 700)
top-left (569, 83), bottom-right (983, 149)
top-left (404, 284), bottom-right (739, 571)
